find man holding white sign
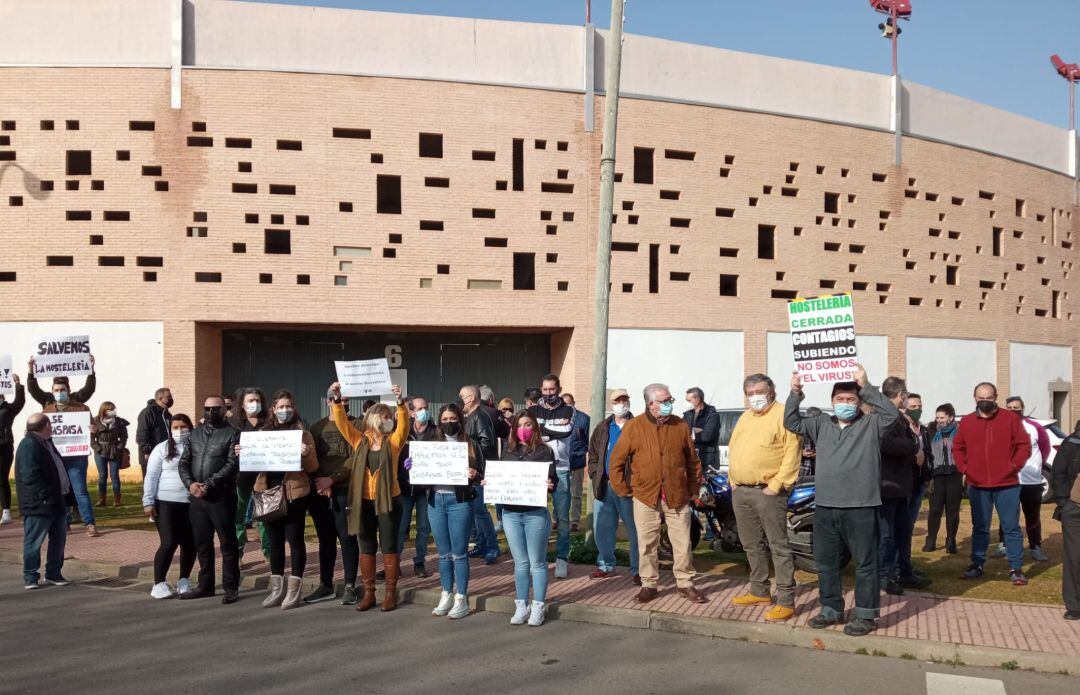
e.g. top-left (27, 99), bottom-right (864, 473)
top-left (40, 370), bottom-right (99, 538)
top-left (787, 292), bottom-right (858, 385)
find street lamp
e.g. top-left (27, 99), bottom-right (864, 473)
top-left (869, 0), bottom-right (912, 76)
top-left (1050, 55), bottom-right (1080, 132)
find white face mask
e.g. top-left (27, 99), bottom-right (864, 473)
top-left (380, 419), bottom-right (394, 434)
top-left (747, 395), bottom-right (771, 412)
top-left (612, 403), bottom-right (630, 418)
top-left (172, 429), bottom-right (191, 443)
top-left (105, 410), bottom-right (117, 418)
top-left (274, 408), bottom-right (294, 423)
top-left (245, 401), bottom-right (261, 416)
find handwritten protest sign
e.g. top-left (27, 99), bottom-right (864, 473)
top-left (0, 355), bottom-right (13, 396)
top-left (33, 335), bottom-right (92, 378)
top-left (239, 430), bottom-right (303, 472)
top-left (787, 292), bottom-right (858, 384)
top-left (409, 441), bottom-right (469, 486)
top-left (48, 411), bottom-right (91, 457)
top-left (335, 359), bottom-right (393, 398)
top-left (483, 460), bottom-right (550, 507)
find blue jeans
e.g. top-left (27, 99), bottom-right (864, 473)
top-left (64, 457), bottom-right (95, 527)
top-left (553, 470), bottom-right (571, 560)
top-left (23, 513), bottom-right (68, 583)
top-left (503, 508), bottom-right (551, 602)
top-left (969, 485), bottom-right (1023, 571)
top-left (470, 486), bottom-right (499, 554)
top-left (593, 486), bottom-right (638, 573)
top-left (877, 497), bottom-right (912, 579)
top-left (428, 493), bottom-right (473, 594)
top-left (397, 492), bottom-right (431, 567)
top-left (94, 455), bottom-right (122, 497)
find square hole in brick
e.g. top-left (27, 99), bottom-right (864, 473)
top-left (65, 180), bottom-right (79, 191)
top-left (40, 180), bottom-right (53, 191)
top-left (296, 215), bottom-right (309, 225)
top-left (546, 225), bottom-right (557, 235)
top-left (389, 233), bottom-right (402, 244)
top-left (371, 153), bottom-right (383, 164)
top-left (238, 161), bottom-right (252, 172)
top-left (535, 139), bottom-right (547, 149)
top-left (628, 215), bottom-right (638, 225)
top-left (339, 202), bottom-right (353, 212)
top-left (563, 211), bottom-right (574, 222)
top-left (495, 180), bottom-right (508, 191)
top-left (540, 211), bottom-right (552, 221)
top-left (233, 243), bottom-right (247, 253)
top-left (419, 220), bottom-right (443, 231)
top-left (89, 235), bottom-right (103, 245)
top-left (557, 169), bottom-right (569, 180)
top-left (297, 274), bottom-right (310, 285)
top-left (419, 278), bottom-right (432, 288)
top-left (143, 271), bottom-right (157, 282)
top-left (437, 264), bottom-right (450, 275)
top-left (40, 120), bottom-right (54, 130)
top-left (557, 281), bottom-right (568, 291)
top-left (91, 180), bottom-right (104, 191)
top-left (383, 248), bottom-right (396, 258)
top-left (66, 120), bottom-right (79, 130)
top-left (9, 196), bottom-right (22, 206)
top-left (546, 253), bottom-right (558, 263)
top-left (418, 132), bottom-right (443, 158)
top-left (271, 213), bottom-right (284, 225)
top-left (260, 273), bottom-right (273, 284)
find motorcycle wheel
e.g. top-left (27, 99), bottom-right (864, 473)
top-left (658, 514), bottom-right (702, 559)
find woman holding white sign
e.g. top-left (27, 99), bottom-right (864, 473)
top-left (252, 390), bottom-right (319, 610)
top-left (416, 403), bottom-right (484, 620)
top-left (497, 411), bottom-right (558, 627)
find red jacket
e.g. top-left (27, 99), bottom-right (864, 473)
top-left (954, 409), bottom-right (1032, 488)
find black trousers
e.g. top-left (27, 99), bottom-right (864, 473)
top-left (358, 497), bottom-right (402, 555)
top-left (1062, 502), bottom-right (1080, 612)
top-left (308, 487), bottom-right (359, 587)
top-left (998, 483), bottom-right (1044, 547)
top-left (814, 505), bottom-right (880, 621)
top-left (189, 494), bottom-right (240, 592)
top-left (926, 473), bottom-right (964, 546)
top-left (0, 443), bottom-right (12, 510)
top-left (153, 500), bottom-right (196, 583)
top-left (264, 495), bottom-right (308, 577)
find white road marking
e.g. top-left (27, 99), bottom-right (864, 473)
top-left (927, 672), bottom-right (1008, 695)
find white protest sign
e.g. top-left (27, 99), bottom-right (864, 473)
top-left (335, 359), bottom-right (393, 398)
top-left (239, 430), bottom-right (303, 472)
top-left (32, 335), bottom-right (92, 378)
top-left (483, 459), bottom-right (550, 507)
top-left (787, 292), bottom-right (859, 384)
top-left (48, 411), bottom-right (92, 458)
top-left (381, 369), bottom-right (408, 406)
top-left (0, 354), bottom-right (13, 396)
top-left (408, 441), bottom-right (469, 486)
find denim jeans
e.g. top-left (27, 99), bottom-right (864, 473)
top-left (94, 455), bottom-right (122, 497)
top-left (64, 456), bottom-right (95, 526)
top-left (470, 486), bottom-right (499, 554)
top-left (553, 470), bottom-right (571, 561)
top-left (814, 505), bottom-right (880, 621)
top-left (428, 492), bottom-right (473, 594)
top-left (901, 480), bottom-right (926, 575)
top-left (968, 484), bottom-right (1023, 571)
top-left (23, 512), bottom-right (68, 584)
top-left (503, 508), bottom-right (551, 602)
top-left (397, 492), bottom-right (431, 567)
top-left (877, 497), bottom-right (912, 579)
top-left (593, 487), bottom-right (638, 573)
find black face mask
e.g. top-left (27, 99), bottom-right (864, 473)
top-left (164, 397), bottom-right (175, 409)
top-left (976, 400), bottom-right (997, 415)
top-left (440, 421), bottom-right (462, 438)
top-left (204, 407), bottom-right (226, 426)
top-left (543, 394), bottom-right (562, 407)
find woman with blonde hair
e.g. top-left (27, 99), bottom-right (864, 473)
top-left (90, 401), bottom-right (129, 507)
top-left (328, 381), bottom-right (408, 612)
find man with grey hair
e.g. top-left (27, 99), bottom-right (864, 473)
top-left (17, 413), bottom-right (75, 589)
top-left (610, 382), bottom-right (706, 604)
top-left (728, 373), bottom-right (802, 620)
top-left (459, 383), bottom-right (500, 564)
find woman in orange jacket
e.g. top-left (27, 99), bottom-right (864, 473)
top-left (328, 381), bottom-right (408, 611)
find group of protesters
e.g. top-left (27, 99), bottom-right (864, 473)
top-left (7, 358), bottom-right (1080, 633)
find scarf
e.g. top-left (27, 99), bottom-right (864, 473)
top-left (933, 422), bottom-right (956, 442)
top-left (345, 433), bottom-right (396, 537)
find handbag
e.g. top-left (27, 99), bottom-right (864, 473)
top-left (253, 485), bottom-right (288, 522)
top-left (119, 448), bottom-right (131, 470)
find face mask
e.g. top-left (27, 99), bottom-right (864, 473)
top-left (612, 403), bottom-right (630, 418)
top-left (54, 391), bottom-right (70, 404)
top-left (245, 401), bottom-right (262, 416)
top-left (906, 408), bottom-right (923, 422)
top-left (164, 397), bottom-right (174, 409)
top-left (543, 394), bottom-right (562, 406)
top-left (516, 426), bottom-right (534, 441)
top-left (172, 429), bottom-right (191, 443)
top-left (747, 395), bottom-right (770, 412)
top-left (657, 401), bottom-right (674, 417)
top-left (976, 399), bottom-right (997, 415)
top-left (105, 409), bottom-right (117, 418)
top-left (380, 419), bottom-right (394, 434)
top-left (274, 408), bottom-right (294, 423)
top-left (204, 407), bottom-right (226, 426)
top-left (441, 421), bottom-right (462, 437)
top-left (414, 408), bottom-right (430, 424)
top-left (834, 403), bottom-right (859, 421)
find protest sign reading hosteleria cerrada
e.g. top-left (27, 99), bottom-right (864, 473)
top-left (787, 292), bottom-right (858, 384)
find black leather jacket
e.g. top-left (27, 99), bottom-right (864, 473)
top-left (179, 423), bottom-right (241, 499)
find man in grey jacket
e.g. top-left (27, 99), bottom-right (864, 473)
top-left (784, 364), bottom-right (898, 637)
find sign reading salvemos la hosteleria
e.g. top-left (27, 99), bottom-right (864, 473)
top-left (787, 292), bottom-right (858, 384)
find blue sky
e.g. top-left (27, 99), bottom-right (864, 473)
top-left (251, 0), bottom-right (1080, 128)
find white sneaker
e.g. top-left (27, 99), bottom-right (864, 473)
top-left (176, 578), bottom-right (192, 595)
top-left (555, 559), bottom-right (568, 579)
top-left (448, 594), bottom-right (470, 619)
top-left (1, 509), bottom-right (11, 524)
top-left (432, 590), bottom-right (454, 617)
top-left (510, 599), bottom-right (531, 625)
top-left (528, 600), bottom-right (546, 626)
top-left (150, 582), bottom-right (174, 599)
top-left (24, 581), bottom-right (39, 590)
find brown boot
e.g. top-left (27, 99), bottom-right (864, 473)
top-left (95, 495), bottom-right (107, 508)
top-left (382, 553), bottom-right (400, 612)
top-left (113, 493), bottom-right (122, 507)
top-left (357, 554), bottom-right (378, 612)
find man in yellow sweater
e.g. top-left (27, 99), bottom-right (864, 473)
top-left (728, 373), bottom-right (802, 621)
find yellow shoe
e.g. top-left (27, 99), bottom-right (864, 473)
top-left (731, 594), bottom-right (773, 606)
top-left (764, 605), bottom-right (795, 622)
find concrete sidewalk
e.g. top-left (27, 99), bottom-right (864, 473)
top-left (2, 520), bottom-right (1077, 674)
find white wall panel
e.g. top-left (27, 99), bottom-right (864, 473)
top-left (768, 333), bottom-right (888, 409)
top-left (906, 337), bottom-right (996, 417)
top-left (1009, 342), bottom-right (1072, 422)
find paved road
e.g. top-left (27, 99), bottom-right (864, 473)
top-left (1, 563), bottom-right (1074, 695)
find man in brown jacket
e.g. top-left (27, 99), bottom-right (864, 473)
top-left (610, 382), bottom-right (706, 604)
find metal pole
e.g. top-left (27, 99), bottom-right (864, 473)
top-left (891, 4), bottom-right (898, 76)
top-left (586, 0), bottom-right (625, 520)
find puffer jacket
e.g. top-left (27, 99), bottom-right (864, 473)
top-left (179, 422), bottom-right (241, 500)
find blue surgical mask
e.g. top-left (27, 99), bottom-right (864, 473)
top-left (54, 391), bottom-right (70, 404)
top-left (657, 401), bottom-right (674, 417)
top-left (414, 408), bottom-right (430, 424)
top-left (834, 403), bottom-right (859, 421)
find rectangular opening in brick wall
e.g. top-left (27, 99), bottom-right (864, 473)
top-left (473, 208), bottom-right (496, 219)
top-left (66, 210), bottom-right (91, 221)
top-left (512, 138), bottom-right (524, 191)
top-left (437, 264), bottom-right (450, 274)
top-left (334, 275), bottom-right (348, 287)
top-left (376, 175), bottom-right (402, 214)
top-left (670, 271), bottom-right (690, 281)
top-left (665, 149), bottom-right (695, 161)
top-left (952, 196), bottom-right (964, 205)
top-left (419, 220), bottom-right (443, 231)
top-left (91, 180), bottom-right (104, 191)
top-left (40, 120), bottom-right (54, 130)
top-left (540, 210), bottom-right (552, 220)
top-left (425, 177), bottom-right (449, 188)
top-left (129, 121), bottom-right (154, 131)
top-left (244, 213), bottom-right (259, 224)
top-left (333, 128), bottom-right (370, 139)
top-left (9, 196), bottom-right (22, 206)
top-left (225, 138), bottom-right (252, 148)
top-left (649, 244), bottom-right (659, 293)
top-left (824, 192), bottom-right (840, 214)
top-left (195, 272), bottom-right (221, 283)
top-left (473, 150), bottom-right (496, 161)
top-left (259, 273), bottom-right (273, 284)
top-left (264, 229), bottom-right (291, 254)
top-left (277, 140), bottom-right (302, 151)
top-left (847, 219), bottom-right (856, 229)
top-left (781, 187), bottom-right (799, 197)
top-left (484, 237), bottom-right (507, 247)
top-left (467, 279), bottom-right (501, 290)
top-left (614, 173), bottom-right (623, 182)
top-left (334, 246), bottom-right (371, 257)
top-left (556, 170), bottom-right (569, 180)
top-left (66, 120), bottom-right (79, 130)
top-left (849, 264), bottom-right (858, 272)
top-left (192, 122), bottom-right (206, 132)
top-left (370, 153), bottom-right (383, 164)
top-left (98, 256), bottom-right (124, 267)
top-left (992, 227), bottom-right (1003, 256)
top-left (546, 253), bottom-right (558, 263)
top-left (513, 252), bottom-right (536, 290)
top-left (232, 243), bottom-right (247, 253)
top-left (634, 147), bottom-right (654, 184)
top-left (103, 211), bottom-right (130, 221)
top-left (296, 215), bottom-right (309, 225)
top-left (563, 211), bottom-right (574, 221)
top-left (419, 133), bottom-right (443, 158)
top-left (824, 242), bottom-right (841, 252)
top-left (185, 227), bottom-right (207, 238)
top-left (557, 281), bottom-right (569, 291)
top-left (872, 172), bottom-right (887, 183)
top-left (905, 261), bottom-right (916, 270)
top-left (775, 271), bottom-right (785, 281)
top-left (1052, 289), bottom-right (1061, 318)
top-left (296, 275), bottom-right (310, 285)
top-left (187, 136), bottom-right (213, 147)
top-left (719, 247), bottom-right (739, 257)
top-left (47, 256), bottom-right (73, 266)
top-left (929, 228), bottom-right (942, 237)
top-left (621, 283), bottom-right (633, 293)
top-left (820, 279), bottom-right (836, 288)
top-left (612, 242), bottom-right (639, 252)
top-left (541, 182), bottom-right (574, 194)
top-left (715, 207), bottom-right (735, 218)
top-left (419, 278), bottom-right (432, 288)
top-left (66, 180), bottom-right (79, 191)
top-left (757, 225), bottom-right (776, 259)
top-left (1036, 213), bottom-right (1046, 222)
top-left (139, 165), bottom-right (162, 177)
top-left (785, 175), bottom-right (795, 184)
top-left (142, 271), bottom-right (157, 282)
top-left (89, 235), bottom-right (103, 245)
top-left (876, 283), bottom-right (892, 292)
top-left (66, 150), bottom-right (91, 176)
top-left (0, 271), bottom-right (15, 281)
top-left (236, 161), bottom-right (252, 173)
top-left (1015, 198), bottom-right (1026, 217)
top-left (496, 180), bottom-right (508, 190)
top-left (853, 281), bottom-right (868, 291)
top-left (115, 150), bottom-right (130, 161)
top-left (749, 197), bottom-right (758, 206)
top-left (1036, 256), bottom-right (1046, 264)
top-left (946, 265), bottom-right (958, 284)
top-left (719, 168), bottom-right (730, 177)
top-left (659, 190), bottom-right (680, 200)
top-left (771, 289), bottom-right (797, 299)
top-left (925, 192), bottom-right (939, 202)
top-left (978, 190), bottom-right (995, 200)
top-left (719, 274), bottom-right (738, 296)
top-left (383, 248), bottom-right (396, 258)
top-left (849, 244), bottom-right (865, 253)
top-left (233, 183), bottom-right (257, 194)
top-left (909, 297), bottom-right (923, 306)
top-left (948, 230), bottom-right (961, 240)
top-left (763, 185), bottom-right (773, 195)
top-left (534, 139), bottom-right (547, 150)
top-left (339, 202), bottom-right (353, 212)
top-left (628, 215), bottom-right (638, 224)
top-left (557, 141), bottom-right (569, 151)
top-left (269, 184), bottom-right (295, 195)
top-left (153, 181), bottom-right (170, 191)
top-left (670, 245), bottom-right (680, 254)
top-left (670, 218), bottom-right (691, 228)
